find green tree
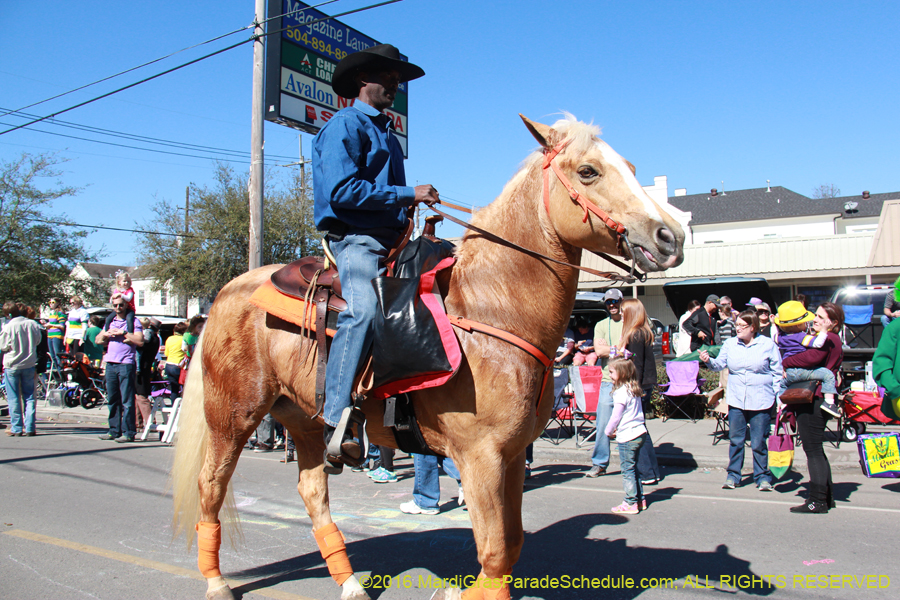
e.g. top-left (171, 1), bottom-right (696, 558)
top-left (0, 153), bottom-right (100, 307)
top-left (135, 163), bottom-right (316, 301)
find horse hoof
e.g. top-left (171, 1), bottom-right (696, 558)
top-left (206, 583), bottom-right (236, 600)
top-left (341, 589), bottom-right (371, 600)
top-left (430, 587), bottom-right (462, 600)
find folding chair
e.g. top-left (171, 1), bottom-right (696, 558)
top-left (570, 365), bottom-right (603, 447)
top-left (658, 361), bottom-right (706, 423)
top-left (842, 304), bottom-right (875, 348)
top-left (705, 386), bottom-right (728, 445)
top-left (540, 368), bottom-right (574, 444)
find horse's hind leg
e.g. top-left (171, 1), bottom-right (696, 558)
top-left (197, 421), bottom-right (258, 600)
top-left (287, 423), bottom-right (371, 600)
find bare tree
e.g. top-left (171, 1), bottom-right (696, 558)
top-left (812, 184), bottom-right (841, 199)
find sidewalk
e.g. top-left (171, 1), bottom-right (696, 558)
top-left (28, 401), bottom-right (869, 472)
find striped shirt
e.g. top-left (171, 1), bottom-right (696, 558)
top-left (706, 334), bottom-right (782, 411)
top-left (46, 310), bottom-right (66, 340)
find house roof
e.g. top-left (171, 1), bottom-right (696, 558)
top-left (75, 263), bottom-right (134, 279)
top-left (668, 186), bottom-right (898, 226)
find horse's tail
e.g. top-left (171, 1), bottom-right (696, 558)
top-left (170, 333), bottom-right (240, 550)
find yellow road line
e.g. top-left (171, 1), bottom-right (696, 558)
top-left (2, 529), bottom-right (318, 600)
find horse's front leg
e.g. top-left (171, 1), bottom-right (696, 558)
top-left (290, 425), bottom-right (371, 600)
top-left (440, 448), bottom-right (518, 600)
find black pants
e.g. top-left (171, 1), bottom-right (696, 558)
top-left (793, 399), bottom-right (834, 505)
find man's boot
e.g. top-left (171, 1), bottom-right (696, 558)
top-left (323, 420), bottom-right (363, 475)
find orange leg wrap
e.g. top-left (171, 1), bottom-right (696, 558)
top-left (461, 570), bottom-right (512, 600)
top-left (196, 522), bottom-right (222, 578)
top-left (314, 523), bottom-right (353, 586)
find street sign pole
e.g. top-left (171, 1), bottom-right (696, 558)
top-left (249, 0), bottom-right (266, 271)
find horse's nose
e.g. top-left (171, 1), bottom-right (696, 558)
top-left (655, 226), bottom-right (677, 254)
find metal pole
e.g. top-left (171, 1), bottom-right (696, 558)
top-left (248, 0), bottom-right (266, 270)
top-left (182, 186), bottom-right (190, 317)
top-left (299, 135), bottom-right (306, 200)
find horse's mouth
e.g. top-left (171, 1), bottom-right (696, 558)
top-left (626, 244), bottom-right (680, 272)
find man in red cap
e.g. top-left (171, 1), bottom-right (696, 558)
top-left (313, 44), bottom-right (439, 473)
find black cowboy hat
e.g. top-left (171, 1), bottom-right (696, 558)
top-left (331, 43), bottom-right (424, 99)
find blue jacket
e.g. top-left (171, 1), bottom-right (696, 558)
top-left (312, 101), bottom-right (415, 242)
top-left (706, 334), bottom-right (782, 411)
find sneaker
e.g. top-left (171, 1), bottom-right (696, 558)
top-left (351, 465), bottom-right (366, 472)
top-left (114, 436), bottom-right (134, 443)
top-left (98, 433), bottom-right (117, 440)
top-left (758, 481), bottom-right (774, 492)
top-left (820, 401), bottom-right (841, 418)
top-left (254, 442), bottom-right (273, 453)
top-left (722, 480), bottom-right (737, 490)
top-left (611, 501), bottom-right (640, 515)
top-left (790, 500), bottom-right (829, 514)
top-left (640, 498), bottom-right (648, 511)
top-left (279, 451), bottom-right (295, 463)
top-left (457, 486), bottom-right (465, 507)
top-left (370, 467), bottom-right (398, 483)
top-left (585, 465), bottom-right (606, 478)
top-left (24, 431), bottom-right (37, 437)
top-left (641, 478), bottom-right (659, 486)
top-left (525, 464), bottom-right (532, 479)
top-left (6, 430), bottom-right (22, 437)
top-left (400, 501), bottom-right (439, 515)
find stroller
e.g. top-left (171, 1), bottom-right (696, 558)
top-left (57, 352), bottom-right (107, 409)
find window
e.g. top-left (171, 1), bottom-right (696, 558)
top-left (160, 289), bottom-right (167, 306)
top-left (138, 290), bottom-right (145, 307)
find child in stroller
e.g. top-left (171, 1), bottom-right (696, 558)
top-left (58, 352), bottom-right (106, 409)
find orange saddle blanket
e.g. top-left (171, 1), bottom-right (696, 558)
top-left (249, 279), bottom-right (337, 337)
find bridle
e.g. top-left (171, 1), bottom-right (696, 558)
top-left (427, 137), bottom-right (648, 283)
top-left (541, 138), bottom-right (646, 282)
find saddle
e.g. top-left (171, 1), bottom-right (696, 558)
top-left (254, 219), bottom-right (460, 471)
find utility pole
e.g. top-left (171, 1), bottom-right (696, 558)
top-left (248, 0), bottom-right (265, 270)
top-left (181, 186), bottom-right (190, 318)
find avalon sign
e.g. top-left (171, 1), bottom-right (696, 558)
top-left (264, 0), bottom-right (411, 156)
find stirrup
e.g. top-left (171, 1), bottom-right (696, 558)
top-left (324, 406), bottom-right (368, 474)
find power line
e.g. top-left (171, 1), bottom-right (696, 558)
top-left (0, 0), bottom-right (345, 121)
top-left (0, 107), bottom-right (298, 161)
top-left (1, 0), bottom-right (404, 137)
top-left (24, 217), bottom-right (225, 241)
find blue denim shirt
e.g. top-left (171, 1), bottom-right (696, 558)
top-left (312, 100), bottom-right (415, 240)
top-left (706, 334), bottom-right (782, 411)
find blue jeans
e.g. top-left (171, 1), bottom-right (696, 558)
top-left (5, 367), bottom-right (36, 434)
top-left (590, 381), bottom-right (614, 468)
top-left (105, 362), bottom-right (136, 438)
top-left (165, 363), bottom-right (182, 399)
top-left (617, 432), bottom-right (646, 504)
top-left (412, 454), bottom-right (460, 509)
top-left (48, 337), bottom-right (64, 373)
top-left (322, 234), bottom-right (388, 427)
top-left (781, 367), bottom-right (836, 396)
top-left (882, 315), bottom-right (894, 329)
top-left (727, 406), bottom-right (772, 486)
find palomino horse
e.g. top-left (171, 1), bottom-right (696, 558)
top-left (172, 114), bottom-right (685, 600)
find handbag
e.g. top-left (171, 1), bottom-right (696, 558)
top-left (178, 366), bottom-right (188, 385)
top-left (780, 380), bottom-right (819, 405)
top-left (767, 409), bottom-right (795, 480)
top-left (857, 432), bottom-right (900, 478)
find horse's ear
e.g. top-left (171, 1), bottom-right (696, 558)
top-left (625, 159), bottom-right (636, 176)
top-left (519, 114), bottom-right (558, 149)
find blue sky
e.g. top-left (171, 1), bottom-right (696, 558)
top-left (2, 1), bottom-right (898, 266)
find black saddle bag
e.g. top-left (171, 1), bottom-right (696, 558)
top-left (371, 237), bottom-right (456, 390)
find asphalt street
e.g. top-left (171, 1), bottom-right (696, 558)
top-left (1, 420), bottom-right (898, 600)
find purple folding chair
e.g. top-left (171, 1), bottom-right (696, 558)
top-left (658, 361), bottom-right (706, 422)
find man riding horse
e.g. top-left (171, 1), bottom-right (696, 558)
top-left (312, 43), bottom-right (439, 472)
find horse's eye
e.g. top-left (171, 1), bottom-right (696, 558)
top-left (578, 166), bottom-right (598, 180)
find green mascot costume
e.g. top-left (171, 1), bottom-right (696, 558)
top-left (873, 276), bottom-right (900, 420)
